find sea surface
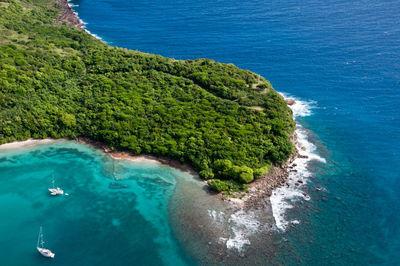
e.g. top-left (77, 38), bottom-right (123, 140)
top-left (0, 140), bottom-right (200, 265)
top-left (2, 0), bottom-right (399, 264)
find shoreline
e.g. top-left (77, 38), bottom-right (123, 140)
top-left (0, 138), bottom-right (65, 151)
top-left (225, 134), bottom-right (299, 208)
top-left (221, 96), bottom-right (299, 209)
top-left (36, 2), bottom-right (302, 232)
top-left (58, 0), bottom-right (105, 41)
top-left (75, 137), bottom-right (200, 177)
top-left (0, 125), bottom-right (298, 210)
top-left (0, 100), bottom-right (299, 211)
top-left (57, 0), bottom-right (85, 29)
top-left (0, 137), bottom-right (197, 177)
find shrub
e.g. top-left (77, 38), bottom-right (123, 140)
top-left (256, 83), bottom-right (268, 89)
top-left (199, 169), bottom-right (214, 179)
top-left (230, 165), bottom-right (254, 183)
top-left (253, 165), bottom-right (270, 179)
top-left (209, 179), bottom-right (229, 192)
top-left (213, 159), bottom-right (233, 179)
top-left (238, 166), bottom-right (254, 183)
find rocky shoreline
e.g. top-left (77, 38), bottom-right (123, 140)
top-left (57, 0), bottom-right (85, 29)
top-left (220, 130), bottom-right (299, 209)
top-left (221, 96), bottom-right (299, 209)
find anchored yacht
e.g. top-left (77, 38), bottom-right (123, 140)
top-left (36, 226), bottom-right (55, 258)
top-left (48, 174), bottom-right (64, 196)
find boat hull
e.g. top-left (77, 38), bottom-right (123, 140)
top-left (37, 247), bottom-right (55, 258)
top-left (48, 188), bottom-right (64, 195)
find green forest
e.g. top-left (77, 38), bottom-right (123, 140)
top-left (0, 0), bottom-right (295, 192)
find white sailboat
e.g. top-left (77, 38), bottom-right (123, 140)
top-left (37, 226), bottom-right (55, 258)
top-left (48, 174), bottom-right (64, 196)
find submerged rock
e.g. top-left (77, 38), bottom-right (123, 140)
top-left (285, 98), bottom-right (296, 105)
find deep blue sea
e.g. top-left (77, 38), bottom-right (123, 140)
top-left (68, 0), bottom-right (400, 264)
top-left (2, 0), bottom-right (400, 264)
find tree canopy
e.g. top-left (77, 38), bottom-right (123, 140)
top-left (0, 0), bottom-right (295, 192)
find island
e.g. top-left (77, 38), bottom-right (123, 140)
top-left (0, 0), bottom-right (295, 197)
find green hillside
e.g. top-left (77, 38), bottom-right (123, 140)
top-left (0, 0), bottom-right (295, 191)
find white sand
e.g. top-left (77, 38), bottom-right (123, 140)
top-left (110, 154), bottom-right (162, 165)
top-left (0, 138), bottom-right (60, 151)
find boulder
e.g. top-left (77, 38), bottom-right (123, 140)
top-left (285, 98), bottom-right (296, 105)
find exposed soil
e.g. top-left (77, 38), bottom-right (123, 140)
top-left (57, 0), bottom-right (84, 28)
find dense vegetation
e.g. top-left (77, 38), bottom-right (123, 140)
top-left (0, 0), bottom-right (295, 192)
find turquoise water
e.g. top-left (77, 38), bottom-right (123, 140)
top-left (0, 141), bottom-right (193, 265)
top-left (2, 0), bottom-right (400, 264)
top-left (68, 0), bottom-right (400, 264)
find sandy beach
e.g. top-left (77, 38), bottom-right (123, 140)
top-left (0, 138), bottom-right (62, 151)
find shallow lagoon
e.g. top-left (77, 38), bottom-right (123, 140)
top-left (0, 140), bottom-right (299, 265)
top-left (0, 140), bottom-right (194, 265)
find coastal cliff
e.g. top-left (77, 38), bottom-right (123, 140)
top-left (57, 0), bottom-right (84, 28)
top-left (0, 0), bottom-right (296, 195)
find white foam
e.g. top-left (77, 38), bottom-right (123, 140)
top-left (67, 0), bottom-right (106, 42)
top-left (279, 92), bottom-right (316, 117)
top-left (67, 3), bottom-right (79, 7)
top-left (218, 237), bottom-right (228, 245)
top-left (222, 210), bottom-right (261, 253)
top-left (270, 93), bottom-right (326, 231)
top-left (84, 29), bottom-right (104, 41)
top-left (208, 209), bottom-right (262, 253)
top-left (207, 209), bottom-right (225, 224)
top-left (296, 126), bottom-right (326, 164)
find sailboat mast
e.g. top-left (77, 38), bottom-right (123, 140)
top-left (37, 227), bottom-right (42, 248)
top-left (52, 174), bottom-right (55, 189)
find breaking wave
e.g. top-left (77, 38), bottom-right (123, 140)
top-left (67, 0), bottom-right (106, 42)
top-left (271, 93), bottom-right (326, 231)
top-left (208, 209), bottom-right (261, 253)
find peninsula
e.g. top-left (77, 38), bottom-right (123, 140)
top-left (0, 0), bottom-right (295, 194)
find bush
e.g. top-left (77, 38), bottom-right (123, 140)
top-left (256, 83), bottom-right (268, 89)
top-left (213, 159), bottom-right (233, 179)
top-left (199, 169), bottom-right (214, 179)
top-left (230, 165), bottom-right (254, 183)
top-left (209, 179), bottom-right (229, 192)
top-left (209, 179), bottom-right (248, 194)
top-left (238, 166), bottom-right (254, 183)
top-left (254, 165), bottom-right (270, 179)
